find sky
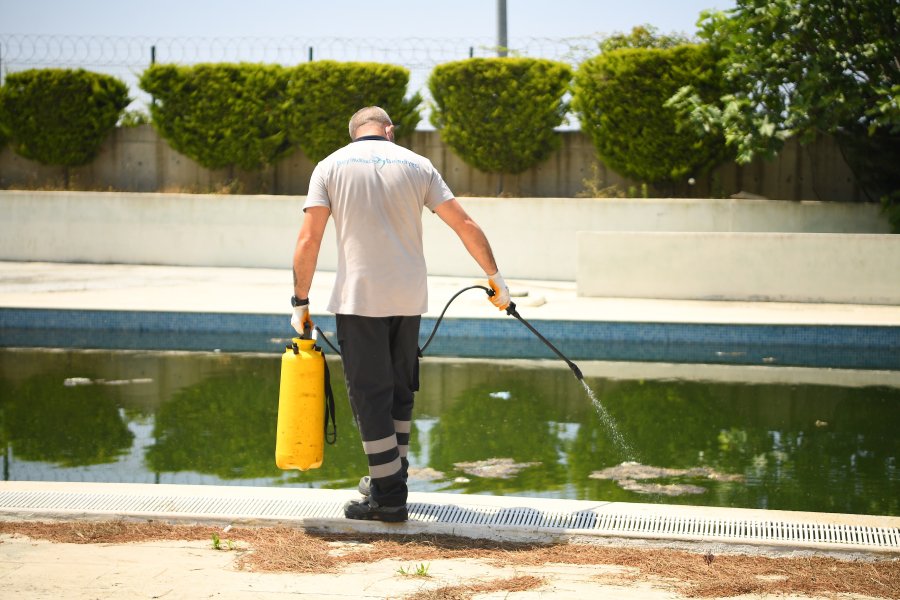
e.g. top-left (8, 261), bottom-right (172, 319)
top-left (2, 0), bottom-right (735, 41)
top-left (0, 0), bottom-right (737, 123)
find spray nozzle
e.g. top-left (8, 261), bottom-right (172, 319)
top-left (568, 362), bottom-right (584, 381)
top-left (482, 285), bottom-right (518, 315)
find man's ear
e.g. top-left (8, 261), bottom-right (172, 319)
top-left (385, 124), bottom-right (395, 142)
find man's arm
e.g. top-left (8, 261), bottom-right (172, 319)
top-left (292, 206), bottom-right (331, 300)
top-left (433, 198), bottom-right (499, 275)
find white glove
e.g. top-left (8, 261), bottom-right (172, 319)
top-left (290, 304), bottom-right (313, 337)
top-left (487, 271), bottom-right (510, 311)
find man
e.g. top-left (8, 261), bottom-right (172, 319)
top-left (290, 106), bottom-right (509, 522)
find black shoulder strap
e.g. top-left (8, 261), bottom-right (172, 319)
top-left (323, 358), bottom-right (337, 445)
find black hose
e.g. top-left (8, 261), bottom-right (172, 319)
top-left (314, 325), bottom-right (341, 355)
top-left (418, 285), bottom-right (492, 355)
top-left (309, 284), bottom-right (584, 382)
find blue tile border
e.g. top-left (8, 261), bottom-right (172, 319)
top-left (2, 307), bottom-right (899, 370)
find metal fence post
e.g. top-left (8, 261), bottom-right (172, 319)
top-left (497, 0), bottom-right (508, 57)
top-left (150, 45), bottom-right (156, 107)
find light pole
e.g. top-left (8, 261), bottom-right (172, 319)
top-left (497, 0), bottom-right (508, 57)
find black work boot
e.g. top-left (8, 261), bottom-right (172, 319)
top-left (343, 497), bottom-right (408, 522)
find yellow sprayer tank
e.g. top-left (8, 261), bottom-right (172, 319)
top-left (276, 338), bottom-right (325, 471)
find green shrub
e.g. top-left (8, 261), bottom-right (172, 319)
top-left (0, 115), bottom-right (8, 149)
top-left (573, 44), bottom-right (727, 184)
top-left (139, 63), bottom-right (293, 170)
top-left (428, 58), bottom-right (571, 175)
top-left (598, 24), bottom-right (694, 52)
top-left (284, 61), bottom-right (421, 163)
top-left (0, 68), bottom-right (129, 166)
top-left (119, 108), bottom-right (150, 128)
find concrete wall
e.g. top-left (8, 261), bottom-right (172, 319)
top-left (0, 191), bottom-right (891, 282)
top-left (0, 125), bottom-right (868, 202)
top-left (423, 196), bottom-right (890, 280)
top-left (0, 191), bottom-right (303, 269)
top-left (577, 232), bottom-right (900, 305)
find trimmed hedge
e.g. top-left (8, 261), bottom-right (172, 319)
top-left (573, 44), bottom-right (727, 184)
top-left (429, 58), bottom-right (572, 175)
top-left (0, 112), bottom-right (7, 149)
top-left (140, 63), bottom-right (293, 171)
top-left (0, 68), bottom-right (129, 166)
top-left (284, 61), bottom-right (421, 163)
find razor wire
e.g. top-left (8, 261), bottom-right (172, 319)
top-left (0, 34), bottom-right (601, 68)
top-left (0, 34), bottom-right (602, 112)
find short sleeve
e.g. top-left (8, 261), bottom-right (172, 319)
top-left (303, 161), bottom-right (331, 212)
top-left (423, 165), bottom-right (454, 212)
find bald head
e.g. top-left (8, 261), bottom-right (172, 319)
top-left (349, 106), bottom-right (394, 141)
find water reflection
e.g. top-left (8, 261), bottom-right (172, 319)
top-left (3, 373), bottom-right (133, 468)
top-left (0, 348), bottom-right (897, 516)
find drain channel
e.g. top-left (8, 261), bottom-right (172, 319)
top-left (2, 486), bottom-right (897, 553)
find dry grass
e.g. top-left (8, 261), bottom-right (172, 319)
top-left (400, 575), bottom-right (545, 600)
top-left (1, 520), bottom-right (898, 599)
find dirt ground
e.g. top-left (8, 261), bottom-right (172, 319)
top-left (1, 520), bottom-right (898, 599)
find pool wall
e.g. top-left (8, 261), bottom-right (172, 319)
top-left (3, 307), bottom-right (898, 370)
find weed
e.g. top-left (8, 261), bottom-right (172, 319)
top-left (576, 163), bottom-right (625, 198)
top-left (397, 562), bottom-right (431, 577)
top-left (211, 532), bottom-right (235, 551)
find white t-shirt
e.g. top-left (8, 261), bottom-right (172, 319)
top-left (304, 137), bottom-right (454, 317)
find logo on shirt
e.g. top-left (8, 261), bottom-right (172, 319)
top-left (335, 155), bottom-right (420, 170)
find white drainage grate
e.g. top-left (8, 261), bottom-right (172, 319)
top-left (1, 485), bottom-right (898, 553)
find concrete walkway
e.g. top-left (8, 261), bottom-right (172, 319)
top-left (3, 260), bottom-right (900, 326)
top-left (4, 532), bottom-right (843, 600)
top-left (5, 533), bottom-right (892, 600)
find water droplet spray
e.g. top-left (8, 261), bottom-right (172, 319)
top-left (580, 379), bottom-right (635, 459)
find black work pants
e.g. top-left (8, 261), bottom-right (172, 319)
top-left (336, 314), bottom-right (420, 507)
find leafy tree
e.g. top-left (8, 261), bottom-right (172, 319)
top-left (284, 61), bottom-right (421, 163)
top-left (429, 58), bottom-right (571, 183)
top-left (669, 0), bottom-right (900, 224)
top-left (0, 68), bottom-right (129, 172)
top-left (599, 24), bottom-right (694, 53)
top-left (140, 63), bottom-right (293, 171)
top-left (573, 43), bottom-right (727, 186)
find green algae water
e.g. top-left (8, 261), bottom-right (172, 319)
top-left (1, 348), bottom-right (898, 517)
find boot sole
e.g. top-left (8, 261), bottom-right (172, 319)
top-left (343, 501), bottom-right (408, 523)
top-left (345, 511), bottom-right (408, 523)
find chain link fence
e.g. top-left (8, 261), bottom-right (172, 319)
top-left (0, 34), bottom-right (602, 126)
